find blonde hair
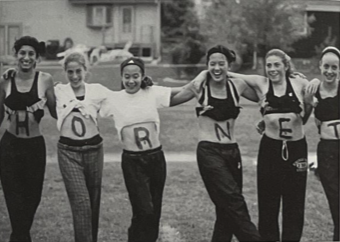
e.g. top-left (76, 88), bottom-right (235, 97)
top-left (63, 51), bottom-right (89, 71)
top-left (265, 49), bottom-right (294, 76)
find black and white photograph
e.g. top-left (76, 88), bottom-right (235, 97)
top-left (0, 0), bottom-right (339, 241)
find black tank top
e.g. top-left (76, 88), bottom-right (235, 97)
top-left (4, 71), bottom-right (44, 135)
top-left (314, 81), bottom-right (340, 122)
top-left (196, 76), bottom-right (240, 121)
top-left (261, 77), bottom-right (302, 115)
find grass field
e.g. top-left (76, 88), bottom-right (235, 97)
top-left (0, 65), bottom-right (334, 242)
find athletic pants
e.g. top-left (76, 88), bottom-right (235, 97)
top-left (0, 131), bottom-right (46, 242)
top-left (317, 139), bottom-right (339, 241)
top-left (257, 135), bottom-right (307, 242)
top-left (58, 141), bottom-right (103, 242)
top-left (121, 146), bottom-right (166, 242)
top-left (197, 141), bottom-right (261, 242)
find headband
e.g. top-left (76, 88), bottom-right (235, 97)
top-left (321, 46), bottom-right (340, 60)
top-left (120, 57), bottom-right (145, 76)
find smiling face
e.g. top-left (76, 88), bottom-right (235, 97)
top-left (265, 55), bottom-right (287, 83)
top-left (320, 53), bottom-right (339, 83)
top-left (65, 61), bottom-right (86, 89)
top-left (122, 65), bottom-right (143, 94)
top-left (16, 45), bottom-right (38, 72)
top-left (207, 53), bottom-right (228, 82)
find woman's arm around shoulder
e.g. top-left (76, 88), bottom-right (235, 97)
top-left (41, 72), bottom-right (57, 119)
top-left (0, 76), bottom-right (8, 126)
top-left (293, 76), bottom-right (314, 124)
top-left (228, 71), bottom-right (267, 91)
top-left (230, 77), bottom-right (259, 103)
top-left (170, 70), bottom-right (208, 96)
top-left (169, 70), bottom-right (207, 107)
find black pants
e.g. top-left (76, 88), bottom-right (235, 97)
top-left (121, 146), bottom-right (166, 242)
top-left (197, 141), bottom-right (261, 242)
top-left (317, 139), bottom-right (339, 241)
top-left (257, 135), bottom-right (307, 242)
top-left (0, 131), bottom-right (46, 242)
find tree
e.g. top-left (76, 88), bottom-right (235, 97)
top-left (201, 0), bottom-right (312, 69)
top-left (200, 0), bottom-right (245, 68)
top-left (161, 0), bottom-right (206, 66)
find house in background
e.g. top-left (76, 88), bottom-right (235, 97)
top-left (292, 0), bottom-right (340, 57)
top-left (194, 0), bottom-right (340, 58)
top-left (0, 0), bottom-right (169, 61)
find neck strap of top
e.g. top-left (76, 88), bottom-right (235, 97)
top-left (10, 71), bottom-right (39, 94)
top-left (267, 75), bottom-right (293, 98)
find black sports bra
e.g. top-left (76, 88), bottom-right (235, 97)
top-left (4, 71), bottom-right (44, 135)
top-left (196, 76), bottom-right (240, 121)
top-left (314, 80), bottom-right (340, 122)
top-left (260, 77), bottom-right (302, 115)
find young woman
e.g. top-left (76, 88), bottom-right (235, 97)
top-left (306, 46), bottom-right (339, 241)
top-left (100, 57), bottom-right (203, 242)
top-left (170, 45), bottom-right (262, 242)
top-left (228, 49), bottom-right (313, 241)
top-left (55, 51), bottom-right (112, 242)
top-left (0, 36), bottom-right (57, 242)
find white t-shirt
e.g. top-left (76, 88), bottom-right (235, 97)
top-left (55, 83), bottom-right (112, 130)
top-left (101, 86), bottom-right (172, 140)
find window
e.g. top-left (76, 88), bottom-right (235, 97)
top-left (87, 5), bottom-right (112, 27)
top-left (0, 24), bottom-right (22, 56)
top-left (122, 7), bottom-right (132, 33)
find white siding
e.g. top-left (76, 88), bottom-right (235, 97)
top-left (0, 0), bottom-right (109, 47)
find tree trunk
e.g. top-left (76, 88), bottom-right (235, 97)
top-left (252, 42), bottom-right (258, 70)
top-left (252, 50), bottom-right (257, 70)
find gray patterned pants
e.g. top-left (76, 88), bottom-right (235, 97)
top-left (58, 141), bottom-right (103, 242)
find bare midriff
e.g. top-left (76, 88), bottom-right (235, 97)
top-left (121, 122), bottom-right (161, 151)
top-left (264, 113), bottom-right (304, 141)
top-left (60, 112), bottom-right (99, 139)
top-left (320, 119), bottom-right (340, 140)
top-left (198, 115), bottom-right (236, 144)
top-left (7, 111), bottom-right (41, 138)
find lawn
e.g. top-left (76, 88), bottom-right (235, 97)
top-left (0, 65), bottom-right (334, 242)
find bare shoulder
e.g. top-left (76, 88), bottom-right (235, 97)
top-left (229, 77), bottom-right (246, 89)
top-left (0, 76), bottom-right (10, 91)
top-left (40, 71), bottom-right (53, 81)
top-left (39, 71), bottom-right (54, 87)
top-left (230, 75), bottom-right (267, 91)
top-left (254, 75), bottom-right (267, 84)
top-left (290, 76), bottom-right (309, 90)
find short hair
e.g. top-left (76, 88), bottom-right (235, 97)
top-left (63, 51), bottom-right (89, 71)
top-left (206, 45), bottom-right (236, 64)
top-left (14, 36), bottom-right (45, 57)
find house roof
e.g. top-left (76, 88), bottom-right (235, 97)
top-left (295, 0), bottom-right (340, 12)
top-left (69, 0), bottom-right (170, 3)
top-left (306, 0), bottom-right (340, 12)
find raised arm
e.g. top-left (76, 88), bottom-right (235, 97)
top-left (228, 71), bottom-right (266, 91)
top-left (231, 78), bottom-right (260, 103)
top-left (170, 70), bottom-right (208, 97)
top-left (169, 70), bottom-right (207, 107)
top-left (306, 78), bottom-right (321, 95)
top-left (45, 74), bottom-right (57, 119)
top-left (301, 79), bottom-right (314, 124)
